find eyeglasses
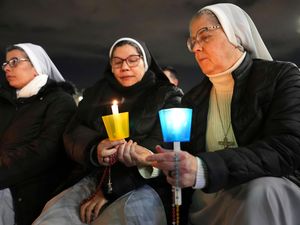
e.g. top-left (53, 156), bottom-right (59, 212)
top-left (2, 57), bottom-right (30, 71)
top-left (111, 55), bottom-right (142, 68)
top-left (187, 25), bottom-right (221, 52)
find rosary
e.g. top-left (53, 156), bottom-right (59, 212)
top-left (80, 153), bottom-right (117, 206)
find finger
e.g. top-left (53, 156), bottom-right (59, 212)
top-left (155, 145), bottom-right (170, 153)
top-left (130, 142), bottom-right (138, 160)
top-left (110, 139), bottom-right (126, 147)
top-left (152, 160), bottom-right (178, 172)
top-left (166, 175), bottom-right (176, 186)
top-left (147, 151), bottom-right (176, 163)
top-left (128, 141), bottom-right (138, 165)
top-left (85, 203), bottom-right (96, 224)
top-left (93, 200), bottom-right (108, 219)
top-left (80, 203), bottom-right (88, 223)
top-left (103, 139), bottom-right (125, 149)
top-left (100, 147), bottom-right (118, 165)
top-left (97, 139), bottom-right (124, 158)
top-left (102, 148), bottom-right (118, 158)
top-left (117, 142), bottom-right (126, 161)
top-left (123, 140), bottom-right (133, 163)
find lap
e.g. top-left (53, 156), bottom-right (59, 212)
top-left (92, 185), bottom-right (167, 225)
top-left (189, 177), bottom-right (300, 225)
top-left (33, 175), bottom-right (97, 225)
top-left (33, 176), bottom-right (167, 225)
top-left (0, 188), bottom-right (15, 225)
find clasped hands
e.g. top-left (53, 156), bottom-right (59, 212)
top-left (97, 140), bottom-right (199, 188)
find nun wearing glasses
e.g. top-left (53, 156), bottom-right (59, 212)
top-left (33, 37), bottom-right (184, 225)
top-left (147, 3), bottom-right (300, 225)
top-left (0, 43), bottom-right (76, 225)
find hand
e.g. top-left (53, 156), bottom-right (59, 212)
top-left (146, 145), bottom-right (198, 188)
top-left (117, 140), bottom-right (137, 167)
top-left (97, 139), bottom-right (125, 165)
top-left (80, 189), bottom-right (108, 224)
top-left (131, 144), bottom-right (153, 167)
top-left (117, 140), bottom-right (153, 167)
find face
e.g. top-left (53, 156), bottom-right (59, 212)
top-left (111, 44), bottom-right (145, 87)
top-left (3, 49), bottom-right (37, 89)
top-left (189, 14), bottom-right (242, 75)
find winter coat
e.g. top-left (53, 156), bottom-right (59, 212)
top-left (182, 53), bottom-right (300, 193)
top-left (0, 79), bottom-right (77, 225)
top-left (64, 70), bottom-right (184, 224)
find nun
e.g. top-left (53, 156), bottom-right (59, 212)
top-left (146, 3), bottom-right (300, 225)
top-left (33, 37), bottom-right (184, 225)
top-left (0, 43), bottom-right (76, 225)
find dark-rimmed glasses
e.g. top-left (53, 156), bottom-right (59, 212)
top-left (111, 55), bottom-right (142, 69)
top-left (2, 57), bottom-right (30, 71)
top-left (187, 25), bottom-right (221, 52)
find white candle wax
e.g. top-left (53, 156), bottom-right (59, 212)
top-left (111, 100), bottom-right (119, 114)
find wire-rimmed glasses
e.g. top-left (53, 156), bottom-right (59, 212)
top-left (187, 25), bottom-right (221, 52)
top-left (2, 57), bottom-right (30, 71)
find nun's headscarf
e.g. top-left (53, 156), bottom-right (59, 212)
top-left (200, 3), bottom-right (272, 61)
top-left (15, 43), bottom-right (65, 82)
top-left (108, 37), bottom-right (168, 81)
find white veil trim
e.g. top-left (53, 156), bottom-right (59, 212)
top-left (109, 37), bottom-right (149, 71)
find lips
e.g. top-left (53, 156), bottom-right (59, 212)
top-left (5, 75), bottom-right (15, 81)
top-left (195, 52), bottom-right (207, 61)
top-left (119, 75), bottom-right (134, 80)
top-left (197, 57), bottom-right (208, 64)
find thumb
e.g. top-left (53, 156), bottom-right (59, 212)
top-left (146, 145), bottom-right (168, 162)
top-left (155, 145), bottom-right (169, 153)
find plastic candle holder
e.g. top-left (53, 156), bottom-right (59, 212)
top-left (159, 108), bottom-right (192, 206)
top-left (159, 108), bottom-right (192, 142)
top-left (102, 112), bottom-right (129, 141)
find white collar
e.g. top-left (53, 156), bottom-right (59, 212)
top-left (207, 52), bottom-right (246, 92)
top-left (17, 74), bottom-right (48, 98)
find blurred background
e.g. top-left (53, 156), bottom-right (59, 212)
top-left (0, 0), bottom-right (299, 94)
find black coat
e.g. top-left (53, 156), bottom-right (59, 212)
top-left (0, 80), bottom-right (76, 225)
top-left (182, 53), bottom-right (300, 193)
top-left (64, 70), bottom-right (184, 223)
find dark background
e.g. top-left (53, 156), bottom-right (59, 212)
top-left (1, 0), bottom-right (299, 93)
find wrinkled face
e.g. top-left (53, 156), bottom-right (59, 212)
top-left (3, 49), bottom-right (37, 89)
top-left (189, 14), bottom-right (242, 75)
top-left (111, 44), bottom-right (145, 87)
